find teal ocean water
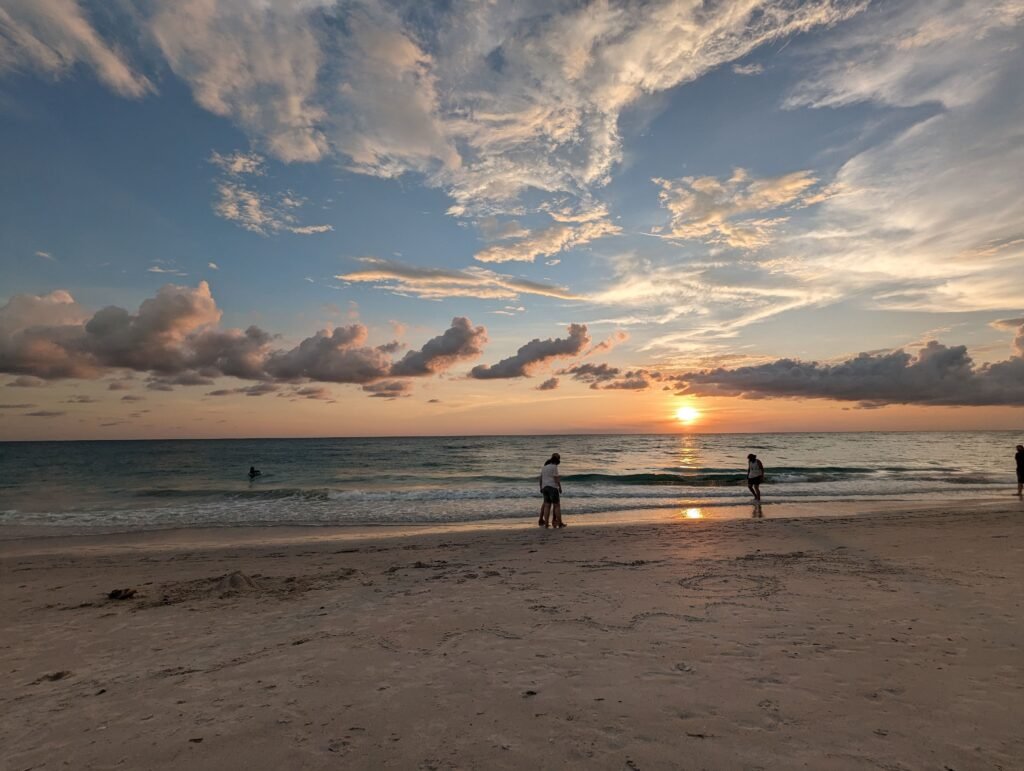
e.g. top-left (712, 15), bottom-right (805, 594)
top-left (0, 432), bottom-right (1019, 530)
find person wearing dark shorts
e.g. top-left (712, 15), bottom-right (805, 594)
top-left (538, 453), bottom-right (564, 528)
top-left (746, 453), bottom-right (765, 502)
top-left (1015, 444), bottom-right (1023, 497)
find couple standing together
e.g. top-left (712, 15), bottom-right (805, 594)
top-left (538, 453), bottom-right (565, 528)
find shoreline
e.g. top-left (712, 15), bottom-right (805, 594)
top-left (1, 496), bottom-right (1019, 554)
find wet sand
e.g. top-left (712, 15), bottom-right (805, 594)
top-left (2, 503), bottom-right (1022, 770)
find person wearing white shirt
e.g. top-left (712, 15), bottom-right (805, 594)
top-left (746, 453), bottom-right (765, 501)
top-left (538, 453), bottom-right (564, 528)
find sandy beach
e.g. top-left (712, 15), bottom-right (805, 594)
top-left (3, 504), bottom-right (1022, 770)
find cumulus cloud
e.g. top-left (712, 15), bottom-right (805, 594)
top-left (471, 323), bottom-right (590, 379)
top-left (0, 284), bottom-right (491, 396)
top-left (263, 324), bottom-right (391, 384)
top-left (675, 322), bottom-right (1024, 406)
top-left (390, 317), bottom-right (487, 377)
top-left (0, 0), bottom-right (152, 97)
top-left (561, 361), bottom-right (657, 390)
top-left (654, 168), bottom-right (823, 248)
top-left (336, 257), bottom-right (580, 301)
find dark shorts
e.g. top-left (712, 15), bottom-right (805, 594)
top-left (748, 475), bottom-right (764, 486)
top-left (542, 486), bottom-right (560, 504)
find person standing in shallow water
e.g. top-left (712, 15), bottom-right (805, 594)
top-left (538, 453), bottom-right (564, 528)
top-left (1015, 444), bottom-right (1024, 497)
top-left (746, 453), bottom-right (765, 501)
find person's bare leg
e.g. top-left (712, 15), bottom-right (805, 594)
top-left (747, 481), bottom-right (756, 499)
top-left (752, 482), bottom-right (761, 501)
top-left (552, 503), bottom-right (564, 527)
top-left (540, 502), bottom-right (551, 527)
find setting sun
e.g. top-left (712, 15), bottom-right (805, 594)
top-left (675, 406), bottom-right (702, 425)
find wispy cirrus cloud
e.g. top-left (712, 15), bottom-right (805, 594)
top-left (1, 0), bottom-right (865, 222)
top-left (782, 0), bottom-right (1024, 312)
top-left (0, 0), bottom-right (152, 97)
top-left (336, 257), bottom-right (581, 301)
top-left (474, 218), bottom-right (620, 264)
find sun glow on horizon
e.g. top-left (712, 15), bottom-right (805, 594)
top-left (675, 405), bottom-right (702, 425)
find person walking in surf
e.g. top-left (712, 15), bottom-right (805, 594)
top-left (538, 453), bottom-right (565, 528)
top-left (746, 453), bottom-right (765, 501)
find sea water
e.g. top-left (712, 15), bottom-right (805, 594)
top-left (0, 432), bottom-right (1019, 530)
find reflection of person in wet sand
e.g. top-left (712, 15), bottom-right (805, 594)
top-left (746, 453), bottom-right (764, 501)
top-left (538, 453), bottom-right (564, 528)
top-left (752, 502), bottom-right (764, 519)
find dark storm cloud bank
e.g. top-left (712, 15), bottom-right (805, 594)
top-left (675, 328), bottom-right (1024, 406)
top-left (0, 283), bottom-right (486, 397)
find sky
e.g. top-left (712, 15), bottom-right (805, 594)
top-left (0, 0), bottom-right (1022, 440)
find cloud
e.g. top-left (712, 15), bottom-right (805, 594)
top-left (675, 322), bottom-right (1024, 406)
top-left (470, 323), bottom-right (590, 379)
top-left (337, 257), bottom-right (580, 301)
top-left (35, 250), bottom-right (55, 261)
top-left (290, 385), bottom-right (333, 400)
top-left (586, 330), bottom-right (629, 356)
top-left (779, 0), bottom-right (1024, 312)
top-left (474, 219), bottom-right (620, 263)
top-left (209, 150), bottom-right (264, 176)
top-left (121, 394), bottom-right (144, 402)
top-left (389, 317), bottom-right (487, 377)
top-left (207, 262), bottom-right (219, 271)
top-left (561, 362), bottom-right (621, 385)
top-left (64, 395), bottom-right (97, 403)
top-left (732, 62), bottom-right (764, 76)
top-left (150, 1), bottom-right (328, 163)
top-left (3, 1), bottom-right (865, 221)
top-left (24, 409), bottom-right (64, 417)
top-left (361, 380), bottom-right (412, 399)
top-left (536, 377), bottom-right (559, 391)
top-left (0, 284), bottom-right (501, 395)
top-left (477, 217), bottom-right (531, 241)
top-left (212, 176), bottom-right (333, 236)
top-left (147, 265), bottom-right (187, 276)
top-left (0, 0), bottom-right (152, 97)
top-left (263, 324), bottom-right (392, 384)
top-left (653, 168), bottom-right (822, 248)
top-left (560, 361), bottom-right (657, 390)
top-left (0, 402), bottom-right (34, 409)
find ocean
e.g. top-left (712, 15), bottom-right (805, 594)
top-left (1, 431), bottom-right (1020, 531)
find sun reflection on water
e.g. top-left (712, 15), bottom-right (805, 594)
top-left (682, 507), bottom-right (703, 519)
